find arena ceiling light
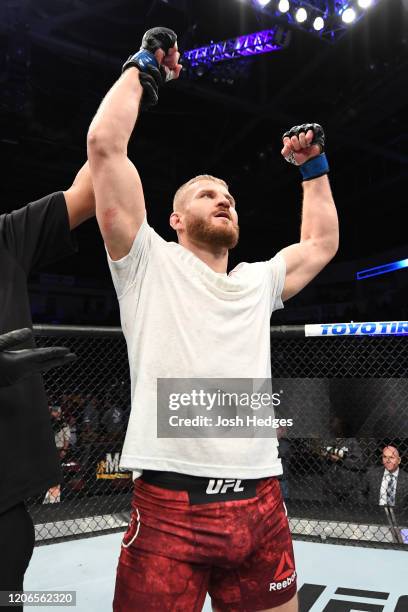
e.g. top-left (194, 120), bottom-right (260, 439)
top-left (248, 0), bottom-right (383, 42)
top-left (313, 16), bottom-right (325, 31)
top-left (341, 6), bottom-right (357, 23)
top-left (182, 27), bottom-right (291, 69)
top-left (255, 0), bottom-right (272, 6)
top-left (278, 0), bottom-right (290, 11)
top-left (295, 7), bottom-right (308, 22)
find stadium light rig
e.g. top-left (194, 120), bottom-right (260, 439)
top-left (249, 0), bottom-right (383, 43)
top-left (182, 27), bottom-right (291, 69)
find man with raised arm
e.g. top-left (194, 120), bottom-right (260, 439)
top-left (88, 27), bottom-right (338, 612)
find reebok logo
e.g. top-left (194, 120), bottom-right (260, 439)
top-left (206, 479), bottom-right (244, 495)
top-left (269, 552), bottom-right (296, 591)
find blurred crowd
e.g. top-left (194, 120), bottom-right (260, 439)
top-left (42, 392), bottom-right (408, 513)
top-left (43, 391), bottom-right (131, 503)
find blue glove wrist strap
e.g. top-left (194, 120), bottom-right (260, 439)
top-left (128, 49), bottom-right (159, 72)
top-left (299, 153), bottom-right (329, 181)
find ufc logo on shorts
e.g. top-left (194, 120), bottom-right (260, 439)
top-left (206, 479), bottom-right (244, 494)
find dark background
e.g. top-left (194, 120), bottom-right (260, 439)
top-left (1, 0), bottom-right (407, 325)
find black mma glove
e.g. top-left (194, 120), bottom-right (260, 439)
top-left (122, 26), bottom-right (177, 109)
top-left (282, 123), bottom-right (329, 181)
top-left (0, 328), bottom-right (76, 388)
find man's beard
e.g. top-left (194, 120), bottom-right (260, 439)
top-left (184, 214), bottom-right (239, 249)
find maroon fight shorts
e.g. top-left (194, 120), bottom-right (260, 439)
top-left (113, 472), bottom-right (297, 612)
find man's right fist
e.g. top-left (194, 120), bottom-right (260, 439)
top-left (122, 27), bottom-right (181, 109)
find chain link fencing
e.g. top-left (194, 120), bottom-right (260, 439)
top-left (30, 326), bottom-right (132, 544)
top-left (30, 324), bottom-right (408, 549)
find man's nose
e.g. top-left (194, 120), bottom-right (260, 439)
top-left (217, 200), bottom-right (230, 209)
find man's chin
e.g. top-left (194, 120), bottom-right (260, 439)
top-left (206, 228), bottom-right (239, 249)
top-left (186, 218), bottom-right (239, 249)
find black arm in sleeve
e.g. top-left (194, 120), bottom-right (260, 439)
top-left (1, 192), bottom-right (77, 274)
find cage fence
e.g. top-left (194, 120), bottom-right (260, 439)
top-left (30, 324), bottom-right (408, 549)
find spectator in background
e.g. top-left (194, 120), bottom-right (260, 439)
top-left (71, 391), bottom-right (85, 424)
top-left (362, 445), bottom-right (408, 507)
top-left (321, 438), bottom-right (365, 503)
top-left (50, 405), bottom-right (71, 460)
top-left (102, 403), bottom-right (124, 443)
top-left (321, 418), bottom-right (365, 504)
top-left (80, 395), bottom-right (100, 467)
top-left (44, 405), bottom-right (72, 505)
top-left (68, 417), bottom-right (78, 448)
top-left (61, 393), bottom-right (78, 448)
top-left (82, 395), bottom-right (100, 439)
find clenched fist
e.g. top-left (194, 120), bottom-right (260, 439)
top-left (281, 123), bottom-right (329, 181)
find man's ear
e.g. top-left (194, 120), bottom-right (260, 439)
top-left (170, 211), bottom-right (182, 231)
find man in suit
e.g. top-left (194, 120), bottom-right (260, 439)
top-left (363, 446), bottom-right (408, 507)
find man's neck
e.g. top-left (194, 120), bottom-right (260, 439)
top-left (179, 238), bottom-right (229, 273)
top-left (385, 467), bottom-right (399, 476)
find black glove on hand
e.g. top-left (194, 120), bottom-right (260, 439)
top-left (282, 123), bottom-right (329, 180)
top-left (122, 26), bottom-right (177, 109)
top-left (0, 328), bottom-right (76, 388)
top-left (282, 123), bottom-right (325, 155)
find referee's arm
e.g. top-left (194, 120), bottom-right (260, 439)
top-left (63, 162), bottom-right (95, 230)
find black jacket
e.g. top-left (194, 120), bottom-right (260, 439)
top-left (362, 466), bottom-right (408, 506)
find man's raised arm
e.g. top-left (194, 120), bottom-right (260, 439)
top-left (87, 28), bottom-right (181, 261)
top-left (278, 123), bottom-right (339, 301)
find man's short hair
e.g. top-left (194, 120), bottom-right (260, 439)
top-left (173, 174), bottom-right (228, 212)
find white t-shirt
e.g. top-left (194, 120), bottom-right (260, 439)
top-left (107, 217), bottom-right (286, 479)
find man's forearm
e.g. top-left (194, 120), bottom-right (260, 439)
top-left (300, 175), bottom-right (339, 254)
top-left (88, 69), bottom-right (143, 153)
top-left (63, 161), bottom-right (96, 228)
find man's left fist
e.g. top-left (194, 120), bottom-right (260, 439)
top-left (281, 123), bottom-right (329, 181)
top-left (281, 123), bottom-right (325, 166)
